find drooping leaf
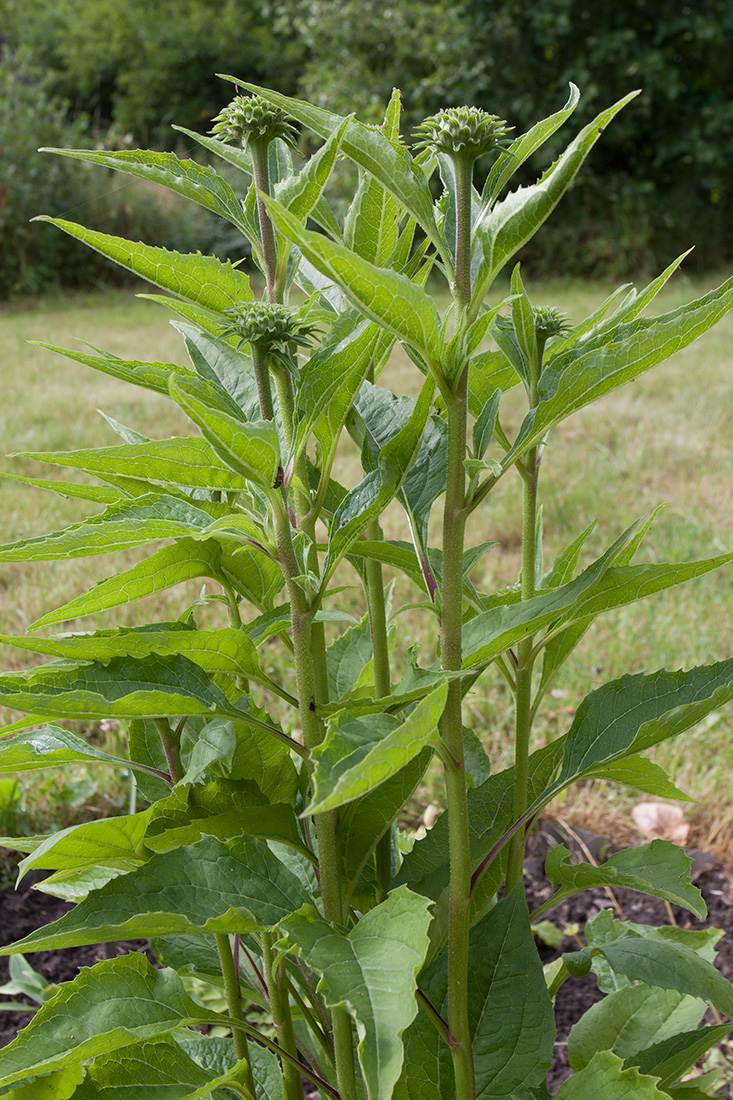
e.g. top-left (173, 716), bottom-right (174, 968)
top-left (1, 835), bottom-right (311, 954)
top-left (554, 1050), bottom-right (668, 1098)
top-left (33, 218), bottom-right (254, 313)
top-left (0, 954), bottom-right (204, 1087)
top-left (589, 754), bottom-right (693, 800)
top-left (545, 841), bottom-right (705, 918)
top-left (15, 811), bottom-right (151, 884)
top-left (630, 1023), bottom-right (733, 1090)
top-left (31, 539), bottom-right (224, 629)
top-left (307, 684), bottom-right (447, 814)
top-left (41, 148), bottom-right (250, 236)
top-left (0, 725), bottom-right (154, 777)
top-left (178, 717), bottom-right (298, 804)
top-left (282, 886), bottom-right (433, 1100)
top-left (0, 653), bottom-right (279, 727)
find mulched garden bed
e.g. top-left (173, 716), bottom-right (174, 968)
top-left (1, 830), bottom-right (732, 1097)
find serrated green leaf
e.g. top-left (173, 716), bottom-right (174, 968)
top-left (2, 1064), bottom-right (83, 1099)
top-left (589, 754), bottom-right (693, 800)
top-left (30, 341), bottom-right (202, 401)
top-left (545, 840), bottom-right (705, 918)
top-left (34, 218), bottom-right (253, 313)
top-left (282, 886), bottom-right (432, 1100)
top-left (506, 277), bottom-right (733, 464)
top-left (169, 376), bottom-right (280, 490)
top-left (344, 94), bottom-right (402, 264)
top-left (179, 717), bottom-right (298, 805)
top-left (0, 653), bottom-right (276, 726)
top-left (42, 147), bottom-right (250, 236)
top-left (555, 1050), bottom-right (668, 1098)
top-left (631, 1023), bottom-right (733, 1089)
top-left (0, 494), bottom-right (226, 563)
top-left (0, 471), bottom-right (122, 505)
top-left (0, 954), bottom-right (203, 1087)
top-left (326, 611), bottom-right (374, 701)
top-left (0, 725), bottom-right (148, 776)
top-left (474, 93), bottom-right (638, 300)
top-left (467, 348), bottom-right (520, 418)
top-left (1, 835), bottom-right (311, 954)
top-left (480, 83), bottom-right (580, 212)
top-left (63, 1035), bottom-right (221, 1099)
top-left (567, 983), bottom-right (708, 1073)
top-left (307, 684), bottom-right (446, 814)
top-left (264, 196), bottom-right (442, 371)
top-left (227, 80), bottom-right (443, 255)
top-left (31, 539), bottom-right (223, 629)
top-left (17, 438), bottom-right (253, 493)
top-left (275, 113), bottom-right (349, 224)
top-left (15, 811), bottom-right (151, 884)
top-left (172, 124), bottom-right (252, 176)
top-left (563, 930), bottom-right (733, 1018)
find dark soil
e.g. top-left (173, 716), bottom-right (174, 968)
top-left (1, 831), bottom-right (733, 1097)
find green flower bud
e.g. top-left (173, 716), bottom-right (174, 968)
top-left (413, 106), bottom-right (513, 162)
top-left (533, 306), bottom-right (572, 341)
top-left (220, 302), bottom-right (319, 355)
top-left (210, 94), bottom-right (298, 151)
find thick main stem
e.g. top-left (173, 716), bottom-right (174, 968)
top-left (365, 519), bottom-right (393, 900)
top-left (250, 140), bottom-right (278, 300)
top-left (216, 933), bottom-right (258, 1098)
top-left (441, 374), bottom-right (475, 1100)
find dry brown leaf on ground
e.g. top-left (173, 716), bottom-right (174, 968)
top-left (632, 802), bottom-right (690, 845)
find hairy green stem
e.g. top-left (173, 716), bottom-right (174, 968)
top-left (153, 717), bottom-right (182, 785)
top-left (365, 519), bottom-right (393, 900)
top-left (250, 140), bottom-right (278, 299)
top-left (250, 343), bottom-right (276, 422)
top-left (440, 375), bottom-right (475, 1100)
top-left (285, 974), bottom-right (335, 1072)
top-left (262, 930), bottom-right (304, 1100)
top-left (216, 933), bottom-right (258, 1098)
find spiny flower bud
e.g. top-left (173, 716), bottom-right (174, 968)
top-left (413, 106), bottom-right (513, 161)
top-left (533, 306), bottom-right (572, 341)
top-left (210, 94), bottom-right (298, 150)
top-left (220, 302), bottom-right (319, 354)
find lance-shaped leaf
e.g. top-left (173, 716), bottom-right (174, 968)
top-left (461, 520), bottom-right (640, 668)
top-left (0, 725), bottom-right (163, 779)
top-left (326, 611), bottom-right (375, 701)
top-left (275, 113), bottom-right (350, 223)
top-left (33, 218), bottom-right (254, 313)
top-left (567, 984), bottom-right (709, 1074)
top-left (467, 348), bottom-right (520, 418)
top-left (31, 539), bottom-right (224, 629)
top-left (324, 378), bottom-right (434, 579)
top-left (264, 196), bottom-right (442, 372)
top-left (14, 811), bottom-right (151, 883)
top-left (1, 835), bottom-right (311, 954)
top-left (544, 841), bottom-right (705, 918)
top-left (294, 309), bottom-right (381, 468)
top-left (344, 90), bottom-right (402, 264)
top-left (307, 684), bottom-right (447, 814)
top-left (0, 471), bottom-right (122, 505)
top-left (174, 322), bottom-right (261, 420)
top-left (587, 754), bottom-right (692, 800)
top-left (554, 1050), bottom-right (669, 1099)
top-left (0, 494), bottom-right (227, 563)
top-left (0, 653), bottom-right (277, 726)
top-left (563, 929), bottom-right (733, 1019)
top-left (42, 148), bottom-right (250, 235)
top-left (169, 376), bottom-right (280, 490)
top-left (505, 276), bottom-right (733, 464)
top-left (473, 92), bottom-right (638, 300)
top-left (0, 954), bottom-right (204, 1087)
top-left (282, 886), bottom-right (432, 1100)
top-left (480, 83), bottom-right (580, 212)
top-left (227, 79), bottom-right (443, 255)
top-left (16, 438), bottom-right (253, 493)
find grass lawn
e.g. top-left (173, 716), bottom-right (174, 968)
top-left (1, 275), bottom-right (731, 851)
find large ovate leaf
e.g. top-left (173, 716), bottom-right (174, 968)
top-left (0, 954), bottom-right (204, 1088)
top-left (473, 92), bottom-right (638, 299)
top-left (282, 886), bottom-right (432, 1100)
top-left (0, 653), bottom-right (278, 727)
top-left (1, 835), bottom-right (311, 954)
top-left (506, 277), bottom-right (733, 464)
top-left (227, 79), bottom-right (443, 254)
top-left (34, 218), bottom-right (253, 313)
top-left (31, 539), bottom-right (224, 629)
top-left (264, 196), bottom-right (442, 372)
top-left (42, 147), bottom-right (250, 236)
top-left (307, 684), bottom-right (447, 814)
top-left (567, 983), bottom-right (708, 1072)
top-left (17, 438), bottom-right (253, 492)
top-left (554, 1050), bottom-right (668, 1098)
top-left (62, 1035), bottom-right (227, 1099)
top-left (179, 717), bottom-right (298, 805)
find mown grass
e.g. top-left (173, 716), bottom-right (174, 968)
top-left (1, 273), bottom-right (731, 853)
